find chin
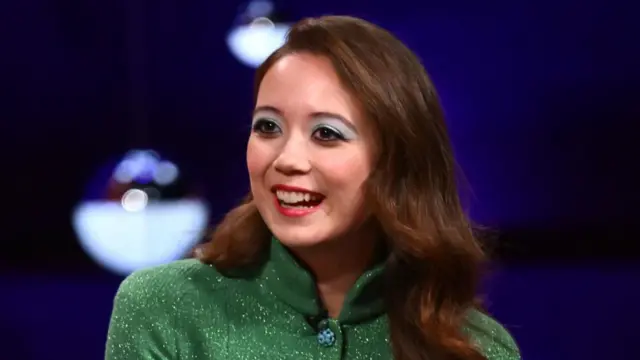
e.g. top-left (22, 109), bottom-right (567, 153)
top-left (270, 226), bottom-right (332, 249)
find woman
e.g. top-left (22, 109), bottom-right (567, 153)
top-left (106, 16), bottom-right (520, 360)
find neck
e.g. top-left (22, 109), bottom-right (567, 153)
top-left (289, 228), bottom-right (379, 318)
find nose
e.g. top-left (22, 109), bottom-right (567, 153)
top-left (273, 138), bottom-right (311, 175)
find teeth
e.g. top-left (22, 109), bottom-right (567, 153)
top-left (276, 190), bottom-right (321, 204)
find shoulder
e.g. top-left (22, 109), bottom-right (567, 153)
top-left (107, 260), bottom-right (229, 358)
top-left (464, 308), bottom-right (521, 360)
top-left (114, 259), bottom-right (228, 307)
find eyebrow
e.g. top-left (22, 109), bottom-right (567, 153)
top-left (253, 105), bottom-right (359, 134)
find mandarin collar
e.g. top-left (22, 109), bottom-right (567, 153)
top-left (261, 237), bottom-right (386, 324)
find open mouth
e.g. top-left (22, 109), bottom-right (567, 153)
top-left (275, 190), bottom-right (325, 209)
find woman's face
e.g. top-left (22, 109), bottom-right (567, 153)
top-left (247, 53), bottom-right (374, 249)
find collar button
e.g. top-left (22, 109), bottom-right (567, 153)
top-left (317, 328), bottom-right (336, 347)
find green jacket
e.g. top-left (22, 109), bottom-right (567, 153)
top-left (106, 238), bottom-right (520, 359)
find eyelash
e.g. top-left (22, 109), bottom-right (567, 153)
top-left (312, 126), bottom-right (345, 142)
top-left (252, 119), bottom-right (346, 142)
top-left (251, 119), bottom-right (281, 136)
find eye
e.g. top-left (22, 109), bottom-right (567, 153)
top-left (252, 119), bottom-right (281, 136)
top-left (312, 126), bottom-right (345, 142)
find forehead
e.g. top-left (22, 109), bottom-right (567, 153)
top-left (256, 53), bottom-right (361, 120)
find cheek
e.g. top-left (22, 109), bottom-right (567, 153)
top-left (246, 138), bottom-right (269, 177)
top-left (321, 152), bottom-right (371, 192)
top-left (321, 155), bottom-right (371, 223)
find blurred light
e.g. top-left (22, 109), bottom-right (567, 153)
top-left (121, 189), bottom-right (148, 212)
top-left (154, 161), bottom-right (179, 185)
top-left (227, 0), bottom-right (290, 68)
top-left (143, 186), bottom-right (161, 200)
top-left (73, 200), bottom-right (208, 276)
top-left (113, 150), bottom-right (179, 185)
top-left (72, 149), bottom-right (209, 275)
top-left (247, 0), bottom-right (274, 17)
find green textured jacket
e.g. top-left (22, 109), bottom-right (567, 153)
top-left (105, 238), bottom-right (520, 360)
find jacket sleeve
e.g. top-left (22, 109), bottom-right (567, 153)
top-left (464, 309), bottom-right (521, 360)
top-left (105, 269), bottom-right (180, 360)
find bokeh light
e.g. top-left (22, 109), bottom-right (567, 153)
top-left (72, 149), bottom-right (209, 275)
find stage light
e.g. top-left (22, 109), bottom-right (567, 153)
top-left (72, 149), bottom-right (209, 276)
top-left (226, 0), bottom-right (290, 68)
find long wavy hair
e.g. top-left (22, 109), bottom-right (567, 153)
top-left (197, 16), bottom-right (486, 360)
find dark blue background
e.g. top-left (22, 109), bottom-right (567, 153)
top-left (1, 0), bottom-right (638, 359)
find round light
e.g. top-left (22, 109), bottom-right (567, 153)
top-left (153, 161), bottom-right (179, 186)
top-left (72, 149), bottom-right (209, 275)
top-left (121, 189), bottom-right (148, 212)
top-left (227, 22), bottom-right (289, 68)
top-left (72, 200), bottom-right (209, 275)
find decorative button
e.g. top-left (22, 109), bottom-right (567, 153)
top-left (317, 328), bottom-right (336, 347)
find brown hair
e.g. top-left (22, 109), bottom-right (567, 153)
top-left (198, 16), bottom-right (486, 360)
